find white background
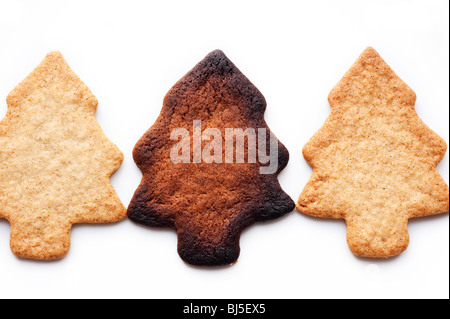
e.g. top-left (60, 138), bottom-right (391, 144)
top-left (0, 0), bottom-right (448, 299)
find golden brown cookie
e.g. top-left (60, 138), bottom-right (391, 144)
top-left (0, 51), bottom-right (126, 260)
top-left (127, 50), bottom-right (295, 266)
top-left (297, 47), bottom-right (449, 258)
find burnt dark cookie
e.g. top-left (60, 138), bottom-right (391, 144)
top-left (127, 50), bottom-right (295, 266)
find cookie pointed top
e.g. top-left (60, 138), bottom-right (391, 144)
top-left (163, 49), bottom-right (266, 114)
top-left (6, 51), bottom-right (98, 111)
top-left (328, 47), bottom-right (416, 108)
top-left (188, 49), bottom-right (240, 79)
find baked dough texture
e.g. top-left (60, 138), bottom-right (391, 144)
top-left (297, 47), bottom-right (449, 258)
top-left (127, 50), bottom-right (295, 266)
top-left (0, 52), bottom-right (126, 259)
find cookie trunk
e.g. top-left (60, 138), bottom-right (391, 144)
top-left (9, 221), bottom-right (71, 260)
top-left (177, 228), bottom-right (240, 266)
top-left (345, 217), bottom-right (409, 258)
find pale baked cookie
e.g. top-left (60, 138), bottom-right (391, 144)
top-left (0, 52), bottom-right (126, 260)
top-left (297, 47), bottom-right (449, 258)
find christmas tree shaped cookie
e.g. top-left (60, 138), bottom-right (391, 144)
top-left (297, 47), bottom-right (449, 258)
top-left (128, 50), bottom-right (295, 266)
top-left (0, 52), bottom-right (126, 259)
